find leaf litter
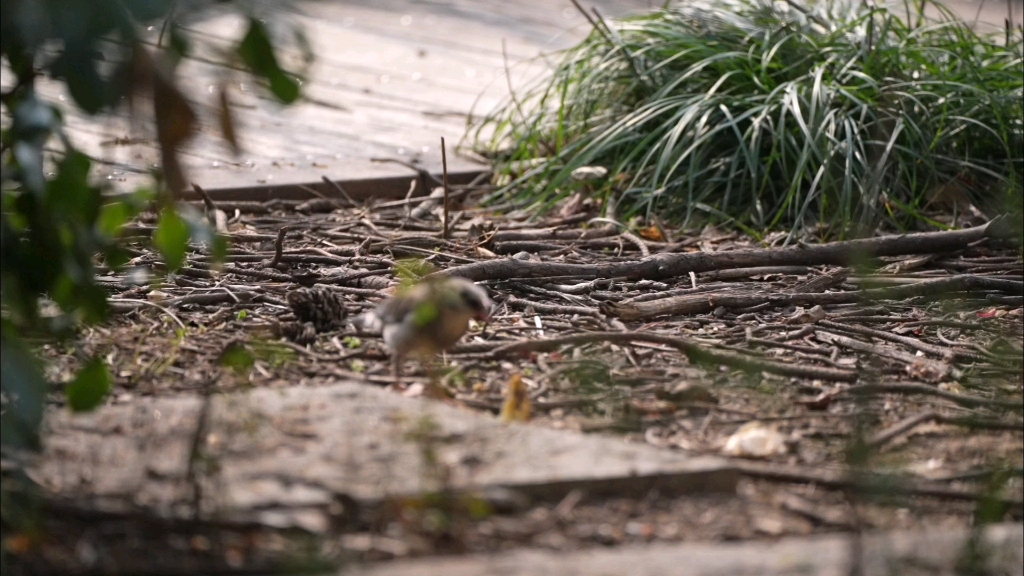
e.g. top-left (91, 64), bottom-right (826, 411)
top-left (29, 180), bottom-right (1023, 571)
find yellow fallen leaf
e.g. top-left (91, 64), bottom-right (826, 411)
top-left (500, 374), bottom-right (531, 422)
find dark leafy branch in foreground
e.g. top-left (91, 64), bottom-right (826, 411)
top-left (1, 0), bottom-right (307, 450)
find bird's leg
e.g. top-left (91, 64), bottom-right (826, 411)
top-left (392, 354), bottom-right (403, 389)
top-left (423, 354), bottom-right (451, 399)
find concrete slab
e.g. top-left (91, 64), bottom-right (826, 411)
top-left (346, 523), bottom-right (1024, 576)
top-left (30, 381), bottom-right (735, 533)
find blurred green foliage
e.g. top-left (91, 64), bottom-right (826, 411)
top-left (1, 0), bottom-right (307, 451)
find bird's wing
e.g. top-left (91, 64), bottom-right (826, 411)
top-left (363, 283), bottom-right (430, 332)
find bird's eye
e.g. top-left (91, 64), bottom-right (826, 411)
top-left (461, 293), bottom-right (480, 309)
top-left (460, 289), bottom-right (484, 311)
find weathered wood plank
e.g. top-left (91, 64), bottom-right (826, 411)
top-left (32, 381), bottom-right (736, 533)
top-left (347, 523), bottom-right (1024, 576)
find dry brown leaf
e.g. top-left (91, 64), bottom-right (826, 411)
top-left (218, 81), bottom-right (241, 155)
top-left (558, 192), bottom-right (586, 219)
top-left (637, 224), bottom-right (665, 242)
top-left (132, 45), bottom-right (197, 197)
top-left (905, 359), bottom-right (950, 382)
top-left (784, 305), bottom-right (827, 324)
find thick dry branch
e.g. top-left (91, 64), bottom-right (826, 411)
top-left (847, 382), bottom-right (1024, 410)
top-left (602, 275), bottom-right (1023, 321)
top-left (869, 411), bottom-right (1024, 449)
top-left (489, 224), bottom-right (619, 243)
top-left (867, 411), bottom-right (941, 448)
top-left (815, 330), bottom-right (960, 380)
top-left (486, 331), bottom-right (857, 382)
top-left (734, 461), bottom-right (1023, 507)
top-left (440, 218), bottom-right (1012, 282)
top-left (816, 319), bottom-right (969, 360)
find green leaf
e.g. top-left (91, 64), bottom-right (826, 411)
top-left (153, 207), bottom-right (191, 272)
top-left (47, 151), bottom-right (97, 219)
top-left (103, 245), bottom-right (131, 269)
top-left (219, 341), bottom-right (255, 374)
top-left (465, 496), bottom-right (493, 520)
top-left (76, 283), bottom-right (110, 324)
top-left (209, 233), bottom-right (229, 266)
top-left (57, 47), bottom-right (107, 114)
top-left (268, 72), bottom-right (300, 104)
top-left (238, 18), bottom-right (301, 104)
top-left (11, 94), bottom-right (58, 143)
top-left (11, 141), bottom-right (46, 195)
top-left (412, 301), bottom-right (440, 328)
top-left (168, 24), bottom-right (191, 64)
top-left (395, 258), bottom-right (435, 286)
top-left (96, 201), bottom-right (133, 238)
top-left (0, 327), bottom-right (47, 450)
top-left (65, 357), bottom-right (112, 412)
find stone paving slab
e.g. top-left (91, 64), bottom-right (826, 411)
top-left (30, 381), bottom-right (736, 533)
top-left (3, 0), bottom-right (652, 196)
top-left (347, 522), bottom-right (1024, 576)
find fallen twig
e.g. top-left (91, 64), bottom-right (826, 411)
top-left (267, 226), bottom-right (290, 269)
top-left (441, 136), bottom-right (450, 240)
top-left (108, 298), bottom-right (187, 329)
top-left (485, 331), bottom-right (858, 382)
top-left (321, 175), bottom-right (358, 207)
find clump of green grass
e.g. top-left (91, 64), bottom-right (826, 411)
top-left (471, 0), bottom-right (1023, 237)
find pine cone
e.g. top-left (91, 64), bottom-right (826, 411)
top-left (280, 321), bottom-right (317, 345)
top-left (286, 287), bottom-right (348, 332)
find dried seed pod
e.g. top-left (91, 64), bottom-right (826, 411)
top-left (286, 287), bottom-right (348, 332)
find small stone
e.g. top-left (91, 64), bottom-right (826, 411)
top-left (752, 514), bottom-right (786, 536)
top-left (570, 166), bottom-right (609, 181)
top-left (147, 290), bottom-right (170, 302)
top-left (723, 421), bottom-right (787, 458)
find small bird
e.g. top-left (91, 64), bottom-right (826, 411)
top-left (364, 276), bottom-right (492, 384)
